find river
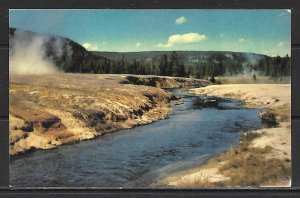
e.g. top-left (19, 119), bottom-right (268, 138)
top-left (10, 88), bottom-right (269, 188)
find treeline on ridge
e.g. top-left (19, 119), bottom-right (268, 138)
top-left (72, 51), bottom-right (291, 80)
top-left (10, 28), bottom-right (291, 80)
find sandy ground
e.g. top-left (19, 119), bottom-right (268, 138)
top-left (161, 84), bottom-right (291, 187)
top-left (216, 76), bottom-right (290, 84)
top-left (190, 84), bottom-right (290, 109)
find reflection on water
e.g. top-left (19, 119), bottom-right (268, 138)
top-left (10, 89), bottom-right (270, 187)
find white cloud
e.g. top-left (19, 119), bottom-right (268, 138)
top-left (219, 33), bottom-right (225, 38)
top-left (277, 41), bottom-right (285, 47)
top-left (82, 42), bottom-right (99, 51)
top-left (175, 16), bottom-right (187, 25)
top-left (156, 32), bottom-right (207, 48)
top-left (169, 33), bottom-right (206, 43)
top-left (135, 42), bottom-right (142, 47)
top-left (156, 43), bottom-right (172, 48)
top-left (238, 38), bottom-right (245, 43)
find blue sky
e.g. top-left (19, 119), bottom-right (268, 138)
top-left (9, 9), bottom-right (291, 56)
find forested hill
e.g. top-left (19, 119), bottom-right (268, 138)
top-left (93, 51), bottom-right (268, 67)
top-left (9, 28), bottom-right (290, 79)
top-left (93, 50), bottom-right (290, 79)
top-left (9, 28), bottom-right (110, 73)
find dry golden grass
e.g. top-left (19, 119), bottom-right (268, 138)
top-left (9, 74), bottom-right (178, 155)
top-left (173, 178), bottom-right (217, 188)
top-left (216, 75), bottom-right (290, 84)
top-left (216, 133), bottom-right (290, 187)
top-left (165, 130), bottom-right (291, 188)
top-left (271, 104), bottom-right (291, 122)
top-left (217, 136), bottom-right (290, 187)
top-left (239, 131), bottom-right (266, 143)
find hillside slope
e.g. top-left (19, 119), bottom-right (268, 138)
top-left (9, 28), bottom-right (110, 73)
top-left (93, 51), bottom-right (269, 67)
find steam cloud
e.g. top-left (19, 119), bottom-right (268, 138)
top-left (9, 29), bottom-right (72, 75)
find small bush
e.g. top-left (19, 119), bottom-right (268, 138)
top-left (259, 111), bottom-right (277, 123)
top-left (252, 73), bottom-right (257, 81)
top-left (239, 132), bottom-right (263, 142)
top-left (271, 104), bottom-right (290, 122)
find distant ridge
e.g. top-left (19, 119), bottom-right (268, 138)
top-left (9, 27), bottom-right (289, 79)
top-left (93, 51), bottom-right (269, 67)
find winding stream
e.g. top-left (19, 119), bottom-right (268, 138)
top-left (10, 89), bottom-right (269, 188)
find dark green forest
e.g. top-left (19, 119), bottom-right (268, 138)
top-left (73, 51), bottom-right (291, 81)
top-left (10, 28), bottom-right (291, 80)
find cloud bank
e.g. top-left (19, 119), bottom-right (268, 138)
top-left (175, 16), bottom-right (186, 25)
top-left (156, 32), bottom-right (207, 48)
top-left (238, 38), bottom-right (245, 43)
top-left (219, 33), bottom-right (225, 38)
top-left (83, 42), bottom-right (99, 51)
top-left (135, 42), bottom-right (142, 47)
top-left (277, 41), bottom-right (285, 47)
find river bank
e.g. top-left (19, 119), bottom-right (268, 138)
top-left (160, 84), bottom-right (291, 187)
top-left (9, 74), bottom-right (209, 156)
top-left (10, 85), bottom-right (264, 187)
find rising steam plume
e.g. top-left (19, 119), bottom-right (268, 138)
top-left (9, 29), bottom-right (72, 75)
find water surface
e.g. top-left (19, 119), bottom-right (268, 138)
top-left (10, 89), bottom-right (266, 187)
